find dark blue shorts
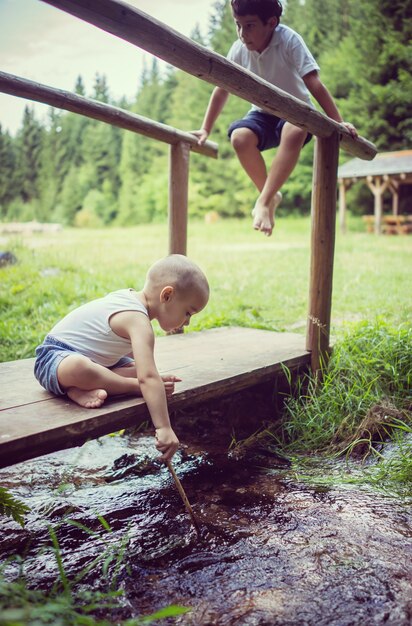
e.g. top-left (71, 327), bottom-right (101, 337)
top-left (228, 110), bottom-right (312, 152)
top-left (34, 335), bottom-right (135, 396)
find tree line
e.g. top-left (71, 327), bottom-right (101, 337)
top-left (0, 0), bottom-right (411, 226)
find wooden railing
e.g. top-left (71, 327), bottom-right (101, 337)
top-left (2, 0), bottom-right (378, 372)
top-left (0, 71), bottom-right (218, 257)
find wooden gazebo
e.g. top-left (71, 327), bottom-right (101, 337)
top-left (338, 150), bottom-right (412, 234)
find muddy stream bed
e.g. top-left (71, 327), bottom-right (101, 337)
top-left (1, 408), bottom-right (411, 626)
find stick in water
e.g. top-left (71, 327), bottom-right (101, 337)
top-left (166, 460), bottom-right (201, 535)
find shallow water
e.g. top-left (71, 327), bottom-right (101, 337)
top-left (1, 424), bottom-right (411, 626)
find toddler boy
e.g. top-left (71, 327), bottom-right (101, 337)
top-left (34, 254), bottom-right (210, 461)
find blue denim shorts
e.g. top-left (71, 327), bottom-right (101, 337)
top-left (34, 335), bottom-right (135, 397)
top-left (228, 110), bottom-right (312, 152)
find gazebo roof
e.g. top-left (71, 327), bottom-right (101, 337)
top-left (338, 149), bottom-right (412, 179)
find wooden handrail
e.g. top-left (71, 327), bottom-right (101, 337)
top-left (0, 71), bottom-right (218, 159)
top-left (42, 0), bottom-right (377, 161)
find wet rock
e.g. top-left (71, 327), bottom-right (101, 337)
top-left (105, 453), bottom-right (161, 482)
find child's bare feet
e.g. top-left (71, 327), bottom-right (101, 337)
top-left (161, 375), bottom-right (182, 398)
top-left (252, 191), bottom-right (282, 236)
top-left (67, 388), bottom-right (108, 408)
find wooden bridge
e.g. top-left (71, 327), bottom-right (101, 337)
top-left (0, 328), bottom-right (310, 469)
top-left (0, 0), bottom-right (377, 468)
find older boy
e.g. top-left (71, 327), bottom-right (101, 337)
top-left (193, 0), bottom-right (357, 236)
top-left (34, 254), bottom-right (210, 461)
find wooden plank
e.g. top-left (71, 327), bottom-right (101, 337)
top-left (41, 0), bottom-right (377, 161)
top-left (0, 71), bottom-right (218, 159)
top-left (0, 328), bottom-right (309, 468)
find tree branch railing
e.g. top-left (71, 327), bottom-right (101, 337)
top-left (0, 72), bottom-right (217, 159)
top-left (0, 70), bottom-right (218, 258)
top-left (3, 0), bottom-right (378, 372)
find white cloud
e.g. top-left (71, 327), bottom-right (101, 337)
top-left (0, 0), bottom-right (217, 134)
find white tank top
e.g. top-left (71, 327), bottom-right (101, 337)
top-left (50, 289), bottom-right (149, 367)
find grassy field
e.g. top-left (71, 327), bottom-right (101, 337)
top-left (0, 215), bottom-right (410, 362)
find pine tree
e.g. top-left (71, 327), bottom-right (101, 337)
top-left (36, 108), bottom-right (65, 221)
top-left (74, 75), bottom-right (86, 96)
top-left (319, 0), bottom-right (412, 150)
top-left (15, 107), bottom-right (44, 208)
top-left (93, 73), bottom-right (110, 103)
top-left (117, 59), bottom-right (172, 225)
top-left (0, 125), bottom-right (17, 216)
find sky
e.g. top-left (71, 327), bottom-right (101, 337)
top-left (0, 0), bottom-right (218, 135)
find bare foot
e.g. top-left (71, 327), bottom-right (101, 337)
top-left (161, 375), bottom-right (182, 398)
top-left (252, 191), bottom-right (282, 236)
top-left (67, 388), bottom-right (107, 408)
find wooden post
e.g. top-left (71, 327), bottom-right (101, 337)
top-left (338, 179), bottom-right (347, 234)
top-left (374, 176), bottom-right (383, 235)
top-left (169, 141), bottom-right (190, 255)
top-left (388, 179), bottom-right (399, 216)
top-left (366, 175), bottom-right (389, 235)
top-left (307, 134), bottom-right (340, 373)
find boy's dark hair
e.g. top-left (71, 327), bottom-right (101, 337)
top-left (231, 0), bottom-right (283, 24)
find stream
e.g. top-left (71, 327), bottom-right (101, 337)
top-left (0, 411), bottom-right (411, 626)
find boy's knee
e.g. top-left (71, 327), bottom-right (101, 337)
top-left (230, 128), bottom-right (258, 152)
top-left (281, 124), bottom-right (307, 147)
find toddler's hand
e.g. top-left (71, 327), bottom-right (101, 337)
top-left (161, 375), bottom-right (182, 398)
top-left (155, 426), bottom-right (179, 461)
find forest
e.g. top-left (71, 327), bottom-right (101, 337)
top-left (0, 0), bottom-right (411, 226)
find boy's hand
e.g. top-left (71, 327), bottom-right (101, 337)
top-left (191, 128), bottom-right (209, 146)
top-left (341, 121), bottom-right (358, 139)
top-left (155, 426), bottom-right (179, 461)
top-left (161, 375), bottom-right (182, 398)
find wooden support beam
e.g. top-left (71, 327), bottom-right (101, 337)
top-left (307, 134), bottom-right (340, 373)
top-left (388, 179), bottom-right (400, 216)
top-left (169, 141), bottom-right (190, 255)
top-left (338, 179), bottom-right (347, 234)
top-left (41, 0), bottom-right (377, 161)
top-left (366, 175), bottom-right (390, 234)
top-left (0, 71), bottom-right (218, 159)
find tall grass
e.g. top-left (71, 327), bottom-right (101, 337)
top-left (0, 520), bottom-right (189, 626)
top-left (274, 319), bottom-right (412, 496)
top-left (279, 319), bottom-right (411, 451)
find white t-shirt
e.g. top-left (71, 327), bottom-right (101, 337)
top-left (50, 289), bottom-right (149, 367)
top-left (227, 24), bottom-right (319, 109)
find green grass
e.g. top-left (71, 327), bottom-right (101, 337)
top-left (0, 216), bottom-right (411, 361)
top-left (266, 318), bottom-right (412, 498)
top-left (0, 519), bottom-right (189, 626)
top-left (278, 320), bottom-right (411, 452)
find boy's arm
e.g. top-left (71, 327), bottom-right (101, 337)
top-left (111, 310), bottom-right (179, 461)
top-left (303, 70), bottom-right (358, 138)
top-left (192, 86), bottom-right (230, 145)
